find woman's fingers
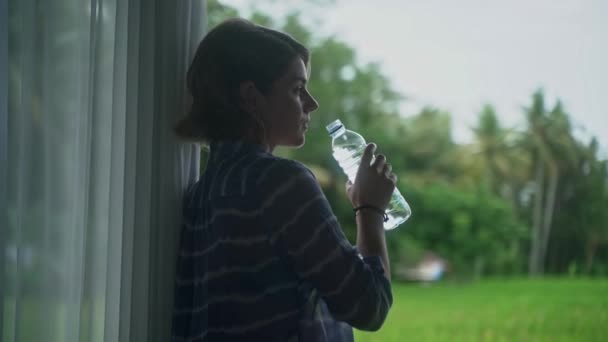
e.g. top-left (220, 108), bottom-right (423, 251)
top-left (383, 163), bottom-right (392, 176)
top-left (371, 154), bottom-right (386, 172)
top-left (360, 143), bottom-right (376, 167)
top-left (382, 162), bottom-right (396, 185)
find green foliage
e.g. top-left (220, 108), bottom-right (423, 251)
top-left (204, 2), bottom-right (608, 278)
top-left (399, 182), bottom-right (526, 277)
top-left (206, 0), bottom-right (239, 29)
top-left (548, 139), bottom-right (608, 275)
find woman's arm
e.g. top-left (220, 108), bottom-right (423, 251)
top-left (259, 159), bottom-right (392, 331)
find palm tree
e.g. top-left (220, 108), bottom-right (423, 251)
top-left (524, 90), bottom-right (579, 275)
top-left (540, 101), bottom-right (579, 271)
top-left (472, 104), bottom-right (505, 193)
top-left (576, 138), bottom-right (608, 274)
top-left (472, 105), bottom-right (530, 211)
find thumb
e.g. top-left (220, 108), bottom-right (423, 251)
top-left (345, 180), bottom-right (354, 197)
top-left (360, 143), bottom-right (376, 167)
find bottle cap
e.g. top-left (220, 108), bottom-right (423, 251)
top-left (326, 119), bottom-right (344, 136)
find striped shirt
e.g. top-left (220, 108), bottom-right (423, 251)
top-left (171, 140), bottom-right (392, 342)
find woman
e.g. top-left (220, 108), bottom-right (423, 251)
top-left (172, 18), bottom-right (396, 342)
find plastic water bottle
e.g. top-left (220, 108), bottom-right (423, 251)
top-left (326, 119), bottom-right (411, 230)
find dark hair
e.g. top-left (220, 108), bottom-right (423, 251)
top-left (174, 18), bottom-right (310, 143)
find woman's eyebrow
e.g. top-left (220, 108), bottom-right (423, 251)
top-left (292, 76), bottom-right (308, 84)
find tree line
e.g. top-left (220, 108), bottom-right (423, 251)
top-left (207, 1), bottom-right (608, 279)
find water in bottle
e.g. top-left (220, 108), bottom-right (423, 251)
top-left (326, 119), bottom-right (411, 230)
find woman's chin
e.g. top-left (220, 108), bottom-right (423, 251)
top-left (286, 135), bottom-right (306, 148)
top-left (292, 138), bottom-right (305, 148)
top-left (275, 132), bottom-right (307, 149)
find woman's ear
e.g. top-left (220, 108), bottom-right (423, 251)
top-left (238, 81), bottom-right (269, 145)
top-left (239, 81), bottom-right (259, 114)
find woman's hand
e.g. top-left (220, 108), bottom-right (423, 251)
top-left (345, 143), bottom-right (397, 210)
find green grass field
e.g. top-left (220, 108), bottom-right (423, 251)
top-left (4, 278), bottom-right (607, 341)
top-left (354, 278), bottom-right (608, 342)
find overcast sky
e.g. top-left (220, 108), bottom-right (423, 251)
top-left (223, 0), bottom-right (608, 156)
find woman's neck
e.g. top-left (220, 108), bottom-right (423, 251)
top-left (243, 130), bottom-right (274, 154)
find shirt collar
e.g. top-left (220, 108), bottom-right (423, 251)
top-left (209, 140), bottom-right (269, 161)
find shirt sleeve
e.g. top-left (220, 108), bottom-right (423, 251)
top-left (259, 159), bottom-right (392, 331)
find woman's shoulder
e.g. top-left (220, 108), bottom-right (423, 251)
top-left (246, 156), bottom-right (318, 198)
top-left (257, 155), bottom-right (314, 181)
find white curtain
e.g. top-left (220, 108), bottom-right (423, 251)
top-left (1, 0), bottom-right (205, 341)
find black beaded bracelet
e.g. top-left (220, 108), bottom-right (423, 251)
top-left (353, 205), bottom-right (389, 222)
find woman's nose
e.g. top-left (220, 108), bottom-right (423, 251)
top-left (306, 91), bottom-right (319, 112)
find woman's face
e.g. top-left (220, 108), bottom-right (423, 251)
top-left (259, 57), bottom-right (319, 151)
